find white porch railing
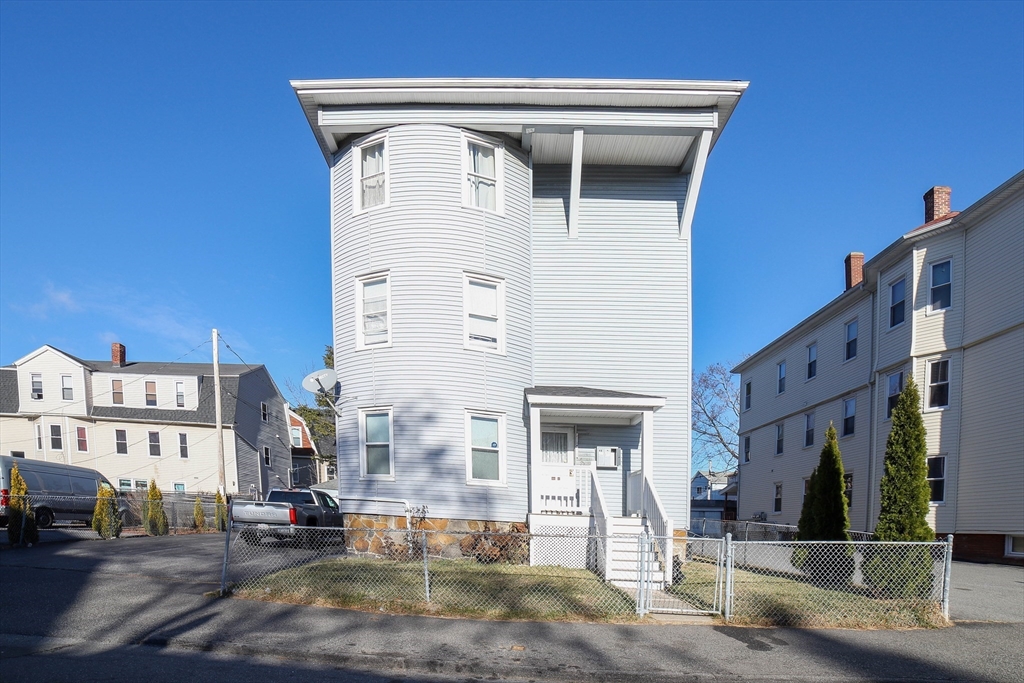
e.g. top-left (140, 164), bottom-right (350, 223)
top-left (641, 472), bottom-right (674, 586)
top-left (589, 464), bottom-right (612, 579)
top-left (533, 465), bottom-right (592, 515)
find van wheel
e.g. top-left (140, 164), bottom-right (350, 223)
top-left (36, 508), bottom-right (54, 529)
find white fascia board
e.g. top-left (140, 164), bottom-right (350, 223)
top-left (526, 395), bottom-right (667, 409)
top-left (14, 345), bottom-right (87, 368)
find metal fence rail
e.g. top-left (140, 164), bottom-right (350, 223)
top-left (689, 518), bottom-right (874, 542)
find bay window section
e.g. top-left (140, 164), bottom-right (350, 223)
top-left (467, 412), bottom-right (505, 485)
top-left (360, 408), bottom-right (394, 479)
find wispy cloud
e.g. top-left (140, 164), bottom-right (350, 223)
top-left (16, 282), bottom-right (82, 319)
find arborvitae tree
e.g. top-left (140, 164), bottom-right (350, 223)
top-left (92, 484), bottom-right (123, 539)
top-left (214, 491), bottom-right (228, 532)
top-left (811, 423), bottom-right (851, 542)
top-left (144, 480), bottom-right (169, 536)
top-left (6, 465), bottom-right (39, 546)
top-left (193, 496), bottom-right (206, 531)
top-left (796, 468), bottom-right (819, 541)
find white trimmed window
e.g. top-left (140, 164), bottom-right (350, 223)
top-left (31, 373), bottom-right (43, 400)
top-left (359, 407), bottom-right (394, 479)
top-left (50, 424), bottom-right (62, 450)
top-left (173, 482), bottom-right (186, 493)
top-left (928, 359), bottom-right (950, 409)
top-left (62, 375), bottom-right (73, 401)
top-left (261, 402), bottom-right (269, 423)
top-left (466, 411), bottom-right (505, 485)
top-left (356, 272), bottom-right (391, 349)
top-left (291, 427), bottom-right (302, 447)
top-left (696, 486), bottom-right (703, 496)
top-left (353, 133), bottom-right (388, 213)
top-left (464, 273), bottom-right (505, 354)
top-left (777, 361), bottom-right (786, 394)
top-left (743, 436), bottom-right (750, 463)
top-left (775, 423), bottom-right (784, 455)
top-left (842, 397), bottom-right (856, 437)
top-left (118, 478), bottom-right (132, 491)
top-left (804, 412), bottom-right (814, 448)
top-left (743, 381), bottom-right (751, 411)
top-left (145, 381), bottom-right (157, 407)
top-left (1005, 535), bottom-right (1024, 558)
top-left (112, 379), bottom-right (124, 405)
top-left (263, 446), bottom-right (271, 467)
top-left (845, 320), bottom-right (858, 361)
top-left (463, 132), bottom-right (504, 214)
top-left (175, 381), bottom-right (185, 408)
top-left (927, 456), bottom-right (945, 503)
top-left (773, 483), bottom-right (783, 513)
top-left (76, 426), bottom-right (88, 452)
top-left (35, 424), bottom-right (43, 451)
top-left (889, 278), bottom-right (906, 328)
top-left (135, 479), bottom-right (148, 491)
top-left (806, 343), bottom-right (817, 380)
top-left (148, 432), bottom-right (161, 457)
top-left (115, 429), bottom-right (128, 455)
top-left (930, 260), bottom-right (951, 311)
top-left (887, 371), bottom-right (904, 419)
top-left (179, 433), bottom-right (189, 459)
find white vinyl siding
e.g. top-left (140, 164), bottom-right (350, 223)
top-left (356, 272), bottom-right (391, 349)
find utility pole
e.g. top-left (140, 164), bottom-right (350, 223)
top-left (213, 328), bottom-right (226, 494)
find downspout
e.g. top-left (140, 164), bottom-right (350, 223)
top-left (866, 274), bottom-right (880, 534)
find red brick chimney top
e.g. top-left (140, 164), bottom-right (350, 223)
top-left (111, 343), bottom-right (126, 367)
top-left (924, 186), bottom-right (952, 223)
top-left (845, 252), bottom-right (864, 291)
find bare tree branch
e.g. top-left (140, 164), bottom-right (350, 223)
top-left (692, 362), bottom-right (741, 473)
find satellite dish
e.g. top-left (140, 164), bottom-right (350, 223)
top-left (302, 368), bottom-right (338, 395)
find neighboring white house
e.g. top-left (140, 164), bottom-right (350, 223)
top-left (691, 470), bottom-right (732, 501)
top-left (292, 78), bottom-right (748, 573)
top-left (733, 171), bottom-right (1024, 564)
top-left (0, 343), bottom-right (293, 496)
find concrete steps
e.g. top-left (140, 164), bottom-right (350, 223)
top-left (606, 516), bottom-right (664, 590)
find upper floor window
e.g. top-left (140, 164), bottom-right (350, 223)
top-left (115, 429), bottom-right (128, 455)
top-left (263, 446), bottom-right (271, 467)
top-left (845, 320), bottom-right (858, 361)
top-left (887, 371), bottom-right (904, 419)
top-left (889, 278), bottom-right (906, 328)
top-left (61, 375), bottom-right (73, 401)
top-left (777, 361), bottom-right (786, 394)
top-left (806, 343), bottom-right (817, 380)
top-left (145, 381), bottom-right (157, 407)
top-left (175, 382), bottom-right (185, 408)
top-left (804, 412), bottom-right (815, 448)
top-left (354, 134), bottom-right (388, 212)
top-left (112, 379), bottom-right (124, 405)
top-left (179, 433), bottom-right (189, 459)
top-left (467, 411), bottom-right (505, 485)
top-left (76, 426), bottom-right (88, 452)
top-left (35, 424), bottom-right (43, 451)
top-left (31, 374), bottom-right (43, 400)
top-left (356, 272), bottom-right (391, 349)
top-left (743, 381), bottom-right (751, 411)
top-left (148, 431), bottom-right (161, 457)
top-left (291, 427), bottom-right (302, 447)
top-left (50, 424), bottom-right (62, 450)
top-left (743, 435), bottom-right (750, 463)
top-left (927, 455), bottom-right (945, 502)
top-left (360, 407), bottom-right (394, 479)
top-left (775, 423), bottom-right (784, 455)
top-left (842, 397), bottom-right (856, 437)
top-left (928, 359), bottom-right (950, 409)
top-left (463, 133), bottom-right (504, 214)
top-left (464, 273), bottom-right (505, 354)
top-left (696, 486), bottom-right (703, 496)
top-left (261, 402), bottom-right (269, 423)
top-left (773, 483), bottom-right (783, 513)
top-left (930, 260), bottom-right (951, 311)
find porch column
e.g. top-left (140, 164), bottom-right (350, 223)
top-left (641, 409), bottom-right (654, 516)
top-left (529, 405), bottom-right (542, 514)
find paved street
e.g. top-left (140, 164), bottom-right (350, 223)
top-left (1, 534), bottom-right (1022, 682)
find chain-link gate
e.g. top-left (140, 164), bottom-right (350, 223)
top-left (636, 532), bottom-right (726, 617)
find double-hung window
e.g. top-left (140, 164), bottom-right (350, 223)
top-left (145, 381), bottom-right (157, 406)
top-left (928, 359), bottom-right (950, 408)
top-left (354, 134), bottom-right (388, 212)
top-left (804, 412), bottom-right (815, 448)
top-left (845, 320), bottom-right (858, 361)
top-left (148, 432), bottom-right (161, 457)
top-left (466, 411), bottom-right (505, 485)
top-left (777, 361), bottom-right (786, 394)
top-left (115, 429), bottom-right (128, 455)
top-left (260, 402), bottom-right (269, 423)
top-left (889, 278), bottom-right (906, 328)
top-left (31, 374), bottom-right (43, 400)
top-left (842, 397), bottom-right (856, 436)
top-left (926, 456), bottom-right (945, 502)
top-left (291, 427), bottom-right (302, 447)
top-left (773, 483), bottom-right (783, 513)
top-left (743, 381), bottom-right (751, 411)
top-left (463, 132), bottom-right (504, 214)
top-left (179, 433), bottom-right (189, 459)
top-left (743, 436), bottom-right (750, 463)
top-left (50, 424), bottom-right (62, 450)
top-left (930, 260), bottom-right (951, 311)
top-left (263, 446), bottom-right (271, 467)
top-left (35, 424), bottom-right (43, 451)
top-left (175, 382), bottom-right (185, 408)
top-left (464, 273), bottom-right (505, 354)
top-left (356, 272), bottom-right (391, 349)
top-left (806, 344), bottom-right (817, 380)
top-left (887, 371), bottom-right (904, 419)
top-left (112, 379), bottom-right (124, 405)
top-left (360, 408), bottom-right (394, 479)
top-left (775, 424), bottom-right (784, 455)
top-left (76, 426), bottom-right (88, 452)
top-left (61, 375), bottom-right (73, 401)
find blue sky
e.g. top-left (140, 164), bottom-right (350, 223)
top-left (1, 1), bottom-right (1022, 404)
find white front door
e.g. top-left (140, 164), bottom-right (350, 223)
top-left (541, 427), bottom-right (574, 464)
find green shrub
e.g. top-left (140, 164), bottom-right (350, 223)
top-left (144, 480), bottom-right (169, 536)
top-left (863, 545), bottom-right (935, 598)
top-left (193, 496), bottom-right (206, 531)
top-left (214, 491), bottom-right (228, 532)
top-left (92, 485), bottom-right (123, 539)
top-left (6, 465), bottom-right (39, 546)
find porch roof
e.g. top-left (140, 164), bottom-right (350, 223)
top-left (525, 386), bottom-right (666, 409)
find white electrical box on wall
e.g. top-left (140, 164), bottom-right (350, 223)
top-left (595, 447), bottom-right (620, 469)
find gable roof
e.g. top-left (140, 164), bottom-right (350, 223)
top-left (0, 368), bottom-right (18, 414)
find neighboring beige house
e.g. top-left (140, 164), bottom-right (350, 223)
top-left (0, 343), bottom-right (293, 496)
top-left (733, 171), bottom-right (1023, 564)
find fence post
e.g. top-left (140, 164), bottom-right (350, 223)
top-left (636, 532), bottom-right (646, 617)
top-left (942, 534), bottom-right (954, 619)
top-left (219, 519), bottom-right (233, 596)
top-left (724, 532), bottom-right (733, 621)
top-left (422, 530), bottom-right (431, 603)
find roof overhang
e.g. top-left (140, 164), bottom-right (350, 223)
top-left (291, 78), bottom-right (748, 166)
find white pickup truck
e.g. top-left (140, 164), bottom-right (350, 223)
top-left (231, 488), bottom-right (344, 544)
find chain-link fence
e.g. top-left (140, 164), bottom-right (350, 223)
top-left (221, 523), bottom-right (953, 628)
top-left (689, 518), bottom-right (874, 542)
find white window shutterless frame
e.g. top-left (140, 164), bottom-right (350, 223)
top-left (466, 411), bottom-right (506, 485)
top-left (464, 273), bottom-right (505, 354)
top-left (462, 131), bottom-right (504, 215)
top-left (355, 272), bottom-right (391, 350)
top-left (353, 133), bottom-right (389, 214)
top-left (359, 408), bottom-right (394, 480)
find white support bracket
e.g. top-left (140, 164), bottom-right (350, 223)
top-left (678, 129), bottom-right (713, 239)
top-left (568, 127), bottom-right (584, 239)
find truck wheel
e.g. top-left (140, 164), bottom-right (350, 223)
top-left (35, 508), bottom-right (55, 529)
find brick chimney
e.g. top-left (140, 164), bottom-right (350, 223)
top-left (845, 252), bottom-right (864, 290)
top-left (924, 186), bottom-right (951, 223)
top-left (111, 343), bottom-right (126, 367)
